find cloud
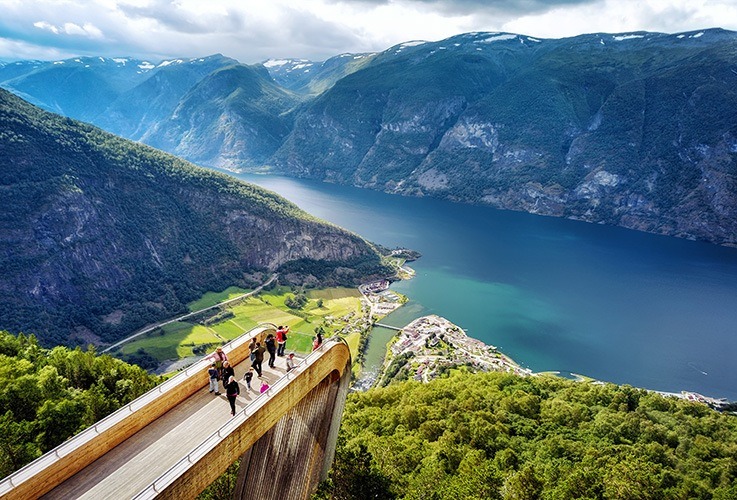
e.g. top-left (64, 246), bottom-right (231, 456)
top-left (0, 0), bottom-right (736, 63)
top-left (33, 20), bottom-right (104, 39)
top-left (502, 0), bottom-right (737, 38)
top-left (327, 0), bottom-right (593, 16)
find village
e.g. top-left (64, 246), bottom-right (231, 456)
top-left (379, 314), bottom-right (533, 385)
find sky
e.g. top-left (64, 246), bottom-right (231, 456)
top-left (0, 0), bottom-right (735, 63)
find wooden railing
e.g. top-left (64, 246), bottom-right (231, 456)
top-left (133, 337), bottom-right (351, 499)
top-left (0, 323), bottom-right (277, 500)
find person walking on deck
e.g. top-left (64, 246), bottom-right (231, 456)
top-left (225, 376), bottom-right (240, 416)
top-left (208, 363), bottom-right (220, 395)
top-left (221, 360), bottom-right (235, 384)
top-left (244, 367), bottom-right (254, 390)
top-left (252, 342), bottom-right (265, 377)
top-left (265, 333), bottom-right (277, 369)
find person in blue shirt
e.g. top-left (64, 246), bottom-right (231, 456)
top-left (208, 363), bottom-right (220, 395)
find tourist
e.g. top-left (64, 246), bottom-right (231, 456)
top-left (286, 353), bottom-right (296, 372)
top-left (252, 342), bottom-right (265, 377)
top-left (225, 376), bottom-right (240, 416)
top-left (221, 360), bottom-right (235, 383)
top-left (243, 367), bottom-right (254, 390)
top-left (206, 346), bottom-right (228, 380)
top-left (248, 337), bottom-right (257, 363)
top-left (276, 325), bottom-right (289, 356)
top-left (265, 333), bottom-right (277, 369)
top-left (207, 363), bottom-right (220, 395)
top-left (260, 381), bottom-right (270, 393)
top-left (312, 332), bottom-right (323, 351)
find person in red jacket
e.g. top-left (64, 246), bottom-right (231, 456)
top-left (276, 325), bottom-right (289, 356)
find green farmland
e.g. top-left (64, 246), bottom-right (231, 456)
top-left (116, 286), bottom-right (365, 369)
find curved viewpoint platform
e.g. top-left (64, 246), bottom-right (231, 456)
top-left (0, 328), bottom-right (351, 500)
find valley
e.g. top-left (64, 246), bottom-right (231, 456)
top-left (3, 29), bottom-right (736, 246)
top-left (2, 17), bottom-right (737, 499)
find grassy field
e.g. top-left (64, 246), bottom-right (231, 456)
top-left (117, 286), bottom-right (365, 366)
top-left (186, 286), bottom-right (251, 312)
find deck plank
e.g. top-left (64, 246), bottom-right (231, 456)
top-left (42, 355), bottom-right (291, 499)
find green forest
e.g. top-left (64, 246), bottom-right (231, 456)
top-left (318, 370), bottom-right (737, 500)
top-left (3, 328), bottom-right (737, 500)
top-left (0, 331), bottom-right (157, 477)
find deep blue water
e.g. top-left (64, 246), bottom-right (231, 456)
top-left (230, 172), bottom-right (737, 400)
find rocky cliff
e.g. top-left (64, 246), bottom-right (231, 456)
top-left (271, 29), bottom-right (737, 246)
top-left (0, 89), bottom-right (388, 346)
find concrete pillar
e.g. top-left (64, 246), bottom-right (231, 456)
top-left (233, 362), bottom-right (352, 500)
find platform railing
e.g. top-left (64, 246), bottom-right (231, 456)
top-left (132, 337), bottom-right (347, 499)
top-left (0, 323), bottom-right (277, 498)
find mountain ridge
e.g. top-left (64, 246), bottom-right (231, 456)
top-left (2, 28), bottom-right (736, 246)
top-left (0, 88), bottom-right (389, 346)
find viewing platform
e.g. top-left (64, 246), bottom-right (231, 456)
top-left (0, 326), bottom-right (352, 500)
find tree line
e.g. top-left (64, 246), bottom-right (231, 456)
top-left (0, 330), bottom-right (158, 477)
top-left (317, 370), bottom-right (737, 499)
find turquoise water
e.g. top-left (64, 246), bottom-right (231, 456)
top-left (230, 172), bottom-right (737, 400)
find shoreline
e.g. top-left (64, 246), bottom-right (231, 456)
top-left (363, 312), bottom-right (732, 409)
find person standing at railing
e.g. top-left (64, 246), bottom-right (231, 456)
top-left (276, 325), bottom-right (289, 356)
top-left (312, 331), bottom-right (323, 351)
top-left (286, 353), bottom-right (296, 372)
top-left (225, 376), bottom-right (240, 416)
top-left (248, 337), bottom-right (257, 363)
top-left (205, 346), bottom-right (229, 380)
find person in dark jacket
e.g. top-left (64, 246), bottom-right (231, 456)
top-left (208, 363), bottom-right (220, 394)
top-left (225, 376), bottom-right (240, 416)
top-left (265, 333), bottom-right (277, 369)
top-left (252, 342), bottom-right (265, 377)
top-left (221, 360), bottom-right (235, 383)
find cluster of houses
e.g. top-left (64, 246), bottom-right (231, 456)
top-left (387, 315), bottom-right (533, 383)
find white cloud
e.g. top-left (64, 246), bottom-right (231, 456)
top-left (33, 21), bottom-right (59, 34)
top-left (2, 0), bottom-right (737, 62)
top-left (33, 19), bottom-right (104, 39)
top-left (503, 0), bottom-right (737, 38)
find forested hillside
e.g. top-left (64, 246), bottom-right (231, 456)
top-left (0, 331), bottom-right (157, 477)
top-left (319, 371), bottom-right (737, 499)
top-left (0, 89), bottom-right (390, 346)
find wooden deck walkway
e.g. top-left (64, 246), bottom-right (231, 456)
top-left (42, 356), bottom-right (291, 499)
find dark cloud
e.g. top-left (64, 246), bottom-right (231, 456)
top-left (118, 1), bottom-right (245, 35)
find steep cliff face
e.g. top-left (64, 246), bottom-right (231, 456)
top-left (0, 89), bottom-right (386, 345)
top-left (272, 29), bottom-right (737, 246)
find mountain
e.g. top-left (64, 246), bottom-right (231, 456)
top-left (95, 54), bottom-right (238, 140)
top-left (271, 29), bottom-right (737, 246)
top-left (263, 52), bottom-right (376, 94)
top-left (0, 88), bottom-right (389, 346)
top-left (141, 63), bottom-right (301, 169)
top-left (3, 29), bottom-right (737, 246)
top-left (0, 56), bottom-right (156, 121)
